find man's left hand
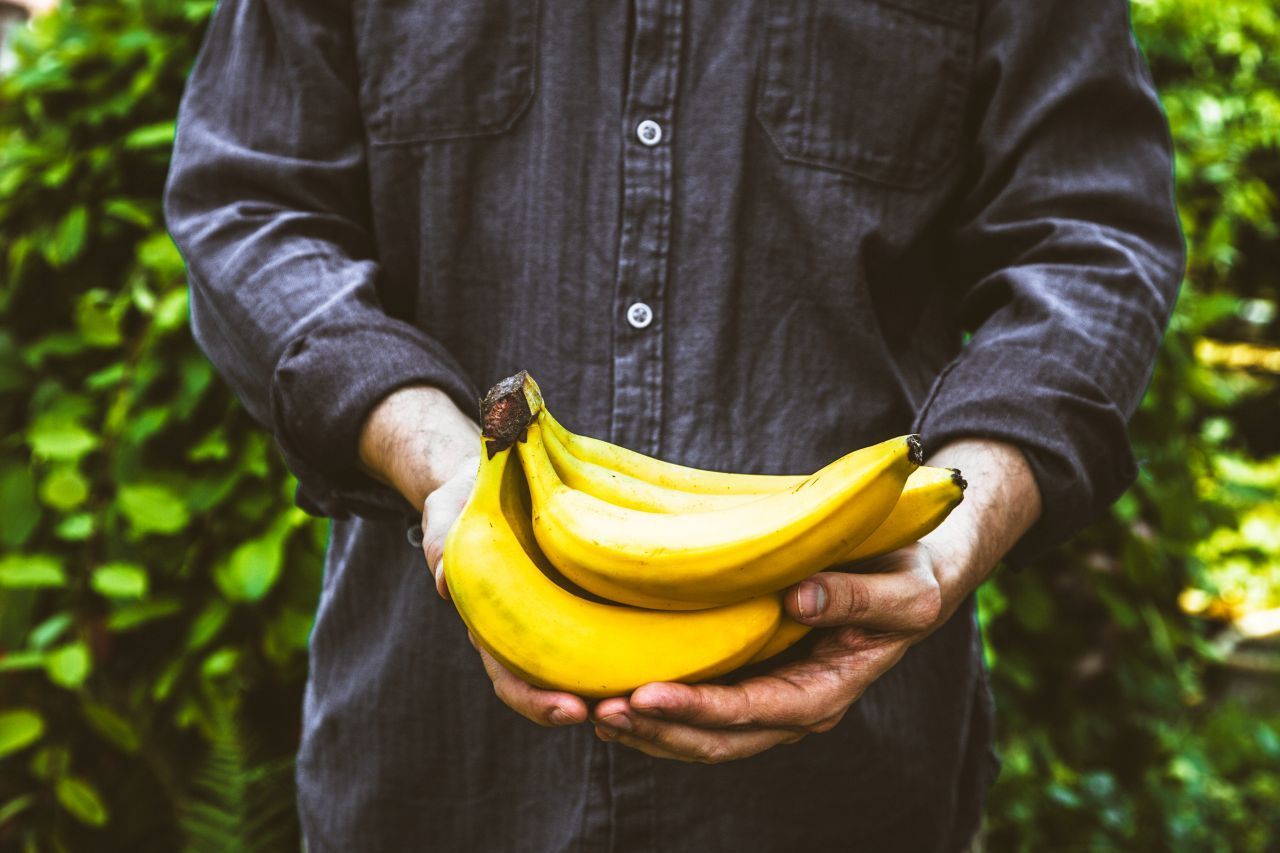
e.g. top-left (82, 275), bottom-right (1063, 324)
top-left (588, 542), bottom-right (953, 763)
top-left (589, 437), bottom-right (1043, 763)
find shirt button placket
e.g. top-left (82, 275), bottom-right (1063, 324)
top-left (610, 0), bottom-right (681, 465)
top-left (607, 0), bottom-right (684, 846)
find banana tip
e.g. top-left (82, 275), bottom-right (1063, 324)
top-left (907, 434), bottom-right (923, 466)
top-left (948, 467), bottom-right (968, 491)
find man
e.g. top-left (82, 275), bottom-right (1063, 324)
top-left (164, 0), bottom-right (1182, 849)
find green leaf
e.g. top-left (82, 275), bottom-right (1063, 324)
top-left (55, 513), bottom-right (96, 541)
top-left (74, 289), bottom-right (123, 347)
top-left (0, 795), bottom-right (35, 825)
top-left (80, 701), bottom-right (140, 753)
top-left (0, 554), bottom-right (66, 588)
top-left (0, 651), bottom-right (46, 673)
top-left (0, 462), bottom-right (41, 548)
top-left (39, 465), bottom-right (90, 511)
top-left (154, 288), bottom-right (190, 331)
top-left (26, 416), bottom-right (99, 462)
top-left (90, 562), bottom-right (148, 599)
top-left (136, 232), bottom-right (185, 280)
top-left (23, 331), bottom-right (90, 366)
top-left (116, 483), bottom-right (190, 536)
top-left (102, 197), bottom-right (154, 228)
top-left (106, 598), bottom-right (182, 632)
top-left (44, 642), bottom-right (91, 690)
top-left (124, 121), bottom-right (175, 149)
top-left (84, 362), bottom-right (126, 390)
top-left (56, 776), bottom-right (109, 827)
top-left (28, 612), bottom-right (73, 649)
top-left (188, 429), bottom-right (230, 462)
top-left (0, 709), bottom-right (45, 759)
top-left (201, 648), bottom-right (239, 679)
top-left (29, 745), bottom-right (70, 781)
top-left (215, 524), bottom-right (287, 602)
top-left (44, 205), bottom-right (88, 268)
top-left (185, 600), bottom-right (231, 651)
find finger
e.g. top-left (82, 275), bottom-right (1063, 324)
top-left (434, 558), bottom-right (451, 600)
top-left (786, 561), bottom-right (942, 632)
top-left (421, 475), bottom-right (473, 570)
top-left (628, 662), bottom-right (848, 730)
top-left (599, 714), bottom-right (804, 764)
top-left (476, 647), bottom-right (588, 727)
top-left (591, 696), bottom-right (633, 723)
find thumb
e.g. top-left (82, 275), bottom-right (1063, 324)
top-left (784, 560), bottom-right (942, 633)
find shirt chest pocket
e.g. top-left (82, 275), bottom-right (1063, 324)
top-left (355, 0), bottom-right (538, 147)
top-left (756, 0), bottom-right (976, 188)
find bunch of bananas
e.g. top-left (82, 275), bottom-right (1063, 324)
top-left (442, 372), bottom-right (966, 698)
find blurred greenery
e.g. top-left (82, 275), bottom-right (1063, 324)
top-left (0, 0), bottom-right (1277, 850)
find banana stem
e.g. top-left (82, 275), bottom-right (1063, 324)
top-left (480, 370), bottom-right (545, 453)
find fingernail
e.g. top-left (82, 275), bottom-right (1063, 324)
top-left (594, 725), bottom-right (619, 741)
top-left (601, 713), bottom-right (632, 732)
top-left (797, 581), bottom-right (827, 619)
top-left (549, 708), bottom-right (574, 726)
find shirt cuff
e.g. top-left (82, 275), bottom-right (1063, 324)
top-left (912, 342), bottom-right (1138, 566)
top-left (269, 320), bottom-right (479, 519)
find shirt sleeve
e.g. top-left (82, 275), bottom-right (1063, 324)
top-left (913, 0), bottom-right (1185, 563)
top-left (164, 0), bottom-right (478, 519)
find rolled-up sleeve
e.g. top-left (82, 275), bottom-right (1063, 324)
top-left (913, 0), bottom-right (1185, 561)
top-left (164, 0), bottom-right (477, 518)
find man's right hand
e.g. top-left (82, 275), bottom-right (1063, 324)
top-left (419, 464), bottom-right (590, 727)
top-left (420, 455), bottom-right (478, 599)
top-left (358, 385), bottom-right (588, 728)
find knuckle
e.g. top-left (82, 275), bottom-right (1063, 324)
top-left (807, 711), bottom-right (846, 735)
top-left (728, 686), bottom-right (754, 727)
top-left (697, 741), bottom-right (731, 765)
top-left (912, 577), bottom-right (943, 628)
top-left (839, 579), bottom-right (872, 622)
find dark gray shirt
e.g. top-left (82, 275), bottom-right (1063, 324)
top-left (164, 0), bottom-right (1183, 849)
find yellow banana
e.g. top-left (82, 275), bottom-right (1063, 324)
top-left (841, 466), bottom-right (965, 562)
top-left (546, 420), bottom-right (964, 560)
top-left (543, 406), bottom-right (964, 559)
top-left (442, 442), bottom-right (782, 698)
top-left (542, 421), bottom-right (763, 513)
top-left (517, 418), bottom-right (921, 610)
top-left (746, 616), bottom-right (813, 665)
top-left (542, 409), bottom-right (800, 495)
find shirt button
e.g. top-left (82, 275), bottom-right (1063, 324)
top-left (406, 524), bottom-right (425, 549)
top-left (626, 302), bottom-right (654, 329)
top-left (636, 119), bottom-right (663, 146)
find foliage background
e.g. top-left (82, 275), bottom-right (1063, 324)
top-left (0, 0), bottom-right (1278, 849)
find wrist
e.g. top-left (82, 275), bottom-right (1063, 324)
top-left (918, 438), bottom-right (1042, 611)
top-left (358, 385), bottom-right (481, 509)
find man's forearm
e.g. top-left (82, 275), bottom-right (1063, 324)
top-left (920, 438), bottom-right (1043, 614)
top-left (358, 386), bottom-right (481, 509)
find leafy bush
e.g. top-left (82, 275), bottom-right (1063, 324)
top-left (979, 0), bottom-right (1280, 848)
top-left (0, 0), bottom-right (1276, 850)
top-left (0, 3), bottom-right (322, 849)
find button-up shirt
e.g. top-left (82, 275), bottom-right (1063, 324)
top-left (164, 0), bottom-right (1183, 849)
